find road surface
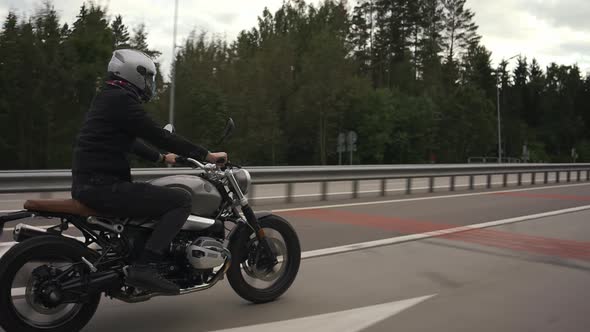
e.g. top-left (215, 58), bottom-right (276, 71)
top-left (1, 180), bottom-right (589, 331)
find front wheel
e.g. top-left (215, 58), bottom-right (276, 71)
top-left (226, 215), bottom-right (301, 303)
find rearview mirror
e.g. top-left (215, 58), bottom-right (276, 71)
top-left (217, 118), bottom-right (235, 145)
top-left (163, 124), bottom-right (175, 133)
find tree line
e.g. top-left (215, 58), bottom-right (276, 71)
top-left (1, 0), bottom-right (589, 169)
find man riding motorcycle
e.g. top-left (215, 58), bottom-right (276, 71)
top-left (71, 49), bottom-right (227, 295)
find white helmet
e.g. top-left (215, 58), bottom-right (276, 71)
top-left (107, 49), bottom-right (157, 102)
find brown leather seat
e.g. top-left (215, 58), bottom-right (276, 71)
top-left (24, 199), bottom-right (98, 217)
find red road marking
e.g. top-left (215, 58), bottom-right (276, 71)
top-left (280, 209), bottom-right (590, 261)
top-left (491, 192), bottom-right (590, 201)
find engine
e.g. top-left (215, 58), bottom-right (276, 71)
top-left (186, 237), bottom-right (227, 269)
top-left (170, 237), bottom-right (227, 270)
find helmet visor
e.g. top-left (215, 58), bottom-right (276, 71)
top-left (145, 73), bottom-right (156, 100)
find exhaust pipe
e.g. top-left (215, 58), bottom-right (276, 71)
top-left (115, 249), bottom-right (232, 303)
top-left (0, 211), bottom-right (33, 236)
top-left (13, 223), bottom-right (48, 242)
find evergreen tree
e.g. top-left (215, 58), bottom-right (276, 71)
top-left (111, 15), bottom-right (130, 49)
top-left (418, 0), bottom-right (445, 85)
top-left (2, 0), bottom-right (590, 168)
top-left (441, 0), bottom-right (480, 63)
top-left (461, 44), bottom-right (495, 99)
top-left (34, 2), bottom-right (65, 167)
top-left (0, 12), bottom-right (22, 168)
top-left (130, 23), bottom-right (161, 58)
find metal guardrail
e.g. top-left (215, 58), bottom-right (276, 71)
top-left (468, 157), bottom-right (522, 163)
top-left (1, 164), bottom-right (590, 203)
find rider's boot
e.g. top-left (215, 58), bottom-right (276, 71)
top-left (126, 250), bottom-right (179, 294)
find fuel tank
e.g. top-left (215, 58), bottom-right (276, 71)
top-left (148, 175), bottom-right (222, 218)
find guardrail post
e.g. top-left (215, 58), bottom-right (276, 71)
top-left (502, 173), bottom-right (507, 187)
top-left (321, 181), bottom-right (328, 201)
top-left (428, 177), bottom-right (435, 193)
top-left (517, 173), bottom-right (522, 186)
top-left (286, 183), bottom-right (294, 203)
top-left (450, 176), bottom-right (456, 191)
top-left (556, 171), bottom-right (560, 183)
top-left (587, 170), bottom-right (589, 181)
top-left (406, 178), bottom-right (412, 194)
top-left (486, 174), bottom-right (491, 188)
top-left (248, 184), bottom-right (256, 202)
top-left (544, 172), bottom-right (548, 184)
top-left (469, 175), bottom-right (474, 190)
top-left (577, 170), bottom-right (581, 182)
top-left (352, 180), bottom-right (359, 198)
top-left (531, 172), bottom-right (536, 185)
top-left (566, 171), bottom-right (571, 182)
top-left (380, 179), bottom-right (387, 196)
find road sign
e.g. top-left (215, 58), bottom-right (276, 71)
top-left (571, 148), bottom-right (578, 162)
top-left (347, 131), bottom-right (357, 165)
top-left (522, 144), bottom-right (529, 162)
top-left (337, 133), bottom-right (346, 153)
top-left (347, 131), bottom-right (357, 152)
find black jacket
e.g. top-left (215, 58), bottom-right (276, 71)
top-left (72, 84), bottom-right (208, 185)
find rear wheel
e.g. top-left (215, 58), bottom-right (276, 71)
top-left (226, 215), bottom-right (301, 303)
top-left (0, 236), bottom-right (101, 332)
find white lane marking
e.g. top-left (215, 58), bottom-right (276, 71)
top-left (301, 204), bottom-right (590, 259)
top-left (1, 182), bottom-right (589, 251)
top-left (3, 203), bottom-right (588, 302)
top-left (210, 294), bottom-right (436, 332)
top-left (0, 179), bottom-right (535, 203)
top-left (0, 179), bottom-right (570, 216)
top-left (3, 202), bottom-right (589, 258)
top-left (273, 182), bottom-right (590, 213)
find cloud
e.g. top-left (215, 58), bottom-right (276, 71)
top-left (211, 11), bottom-right (239, 25)
top-left (467, 0), bottom-right (590, 73)
top-left (524, 0), bottom-right (590, 32)
top-left (561, 41), bottom-right (590, 55)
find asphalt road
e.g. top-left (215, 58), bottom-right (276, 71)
top-left (1, 180), bottom-right (590, 331)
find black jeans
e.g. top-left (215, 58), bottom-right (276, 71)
top-left (72, 180), bottom-right (192, 254)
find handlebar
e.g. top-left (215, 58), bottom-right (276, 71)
top-left (175, 156), bottom-right (188, 164)
top-left (174, 156), bottom-right (205, 168)
top-left (175, 156), bottom-right (240, 170)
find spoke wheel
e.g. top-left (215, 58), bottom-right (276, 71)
top-left (0, 236), bottom-right (101, 332)
top-left (227, 215), bottom-right (301, 303)
top-left (10, 259), bottom-right (83, 328)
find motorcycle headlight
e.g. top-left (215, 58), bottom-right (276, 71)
top-left (233, 169), bottom-right (251, 195)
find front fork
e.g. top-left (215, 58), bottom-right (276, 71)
top-left (225, 171), bottom-right (278, 268)
top-left (235, 205), bottom-right (278, 269)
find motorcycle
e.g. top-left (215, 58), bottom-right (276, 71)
top-left (0, 119), bottom-right (301, 332)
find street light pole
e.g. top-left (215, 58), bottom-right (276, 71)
top-left (168, 0), bottom-right (179, 126)
top-left (496, 82), bottom-right (501, 163)
top-left (496, 54), bottom-right (519, 163)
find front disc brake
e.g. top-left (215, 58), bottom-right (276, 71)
top-left (243, 237), bottom-right (287, 282)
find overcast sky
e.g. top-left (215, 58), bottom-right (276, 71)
top-left (1, 0), bottom-right (589, 79)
